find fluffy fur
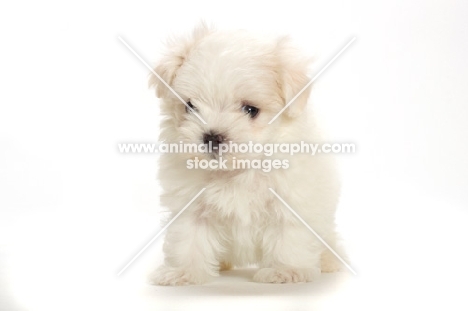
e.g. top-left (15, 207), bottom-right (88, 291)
top-left (149, 24), bottom-right (344, 285)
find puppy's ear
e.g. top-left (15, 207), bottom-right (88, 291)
top-left (149, 23), bottom-right (213, 98)
top-left (275, 37), bottom-right (312, 118)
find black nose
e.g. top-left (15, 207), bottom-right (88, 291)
top-left (203, 131), bottom-right (225, 149)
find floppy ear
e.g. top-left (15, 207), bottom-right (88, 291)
top-left (149, 23), bottom-right (213, 98)
top-left (276, 37), bottom-right (312, 118)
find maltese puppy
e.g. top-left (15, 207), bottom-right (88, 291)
top-left (149, 24), bottom-right (344, 285)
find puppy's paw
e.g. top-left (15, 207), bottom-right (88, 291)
top-left (320, 258), bottom-right (341, 273)
top-left (320, 250), bottom-right (344, 273)
top-left (149, 266), bottom-right (209, 286)
top-left (253, 267), bottom-right (319, 283)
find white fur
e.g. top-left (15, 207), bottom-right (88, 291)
top-left (149, 24), bottom-right (344, 285)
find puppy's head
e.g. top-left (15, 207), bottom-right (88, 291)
top-left (150, 24), bottom-right (312, 164)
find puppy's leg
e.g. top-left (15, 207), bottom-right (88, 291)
top-left (253, 222), bottom-right (322, 283)
top-left (149, 211), bottom-right (221, 285)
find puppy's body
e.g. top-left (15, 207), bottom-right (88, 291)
top-left (150, 25), bottom-right (343, 285)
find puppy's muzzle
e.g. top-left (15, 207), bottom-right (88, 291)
top-left (203, 131), bottom-right (225, 151)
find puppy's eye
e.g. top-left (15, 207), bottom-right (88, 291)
top-left (241, 104), bottom-right (260, 118)
top-left (185, 101), bottom-right (196, 113)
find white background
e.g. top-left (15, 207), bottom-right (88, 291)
top-left (1, 0), bottom-right (468, 310)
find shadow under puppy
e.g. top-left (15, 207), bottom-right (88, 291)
top-left (149, 24), bottom-right (345, 285)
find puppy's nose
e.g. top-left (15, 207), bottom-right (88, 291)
top-left (203, 131), bottom-right (225, 149)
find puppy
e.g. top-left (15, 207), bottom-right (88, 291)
top-left (149, 24), bottom-right (344, 285)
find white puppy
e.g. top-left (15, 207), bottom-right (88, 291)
top-left (149, 24), bottom-right (344, 285)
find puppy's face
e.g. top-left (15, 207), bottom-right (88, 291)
top-left (151, 25), bottom-right (311, 164)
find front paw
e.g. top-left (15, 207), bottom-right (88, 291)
top-left (149, 265), bottom-right (209, 286)
top-left (253, 267), bottom-right (320, 283)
